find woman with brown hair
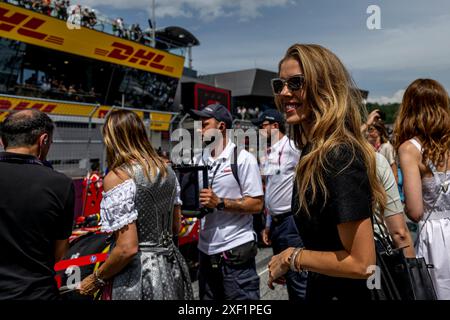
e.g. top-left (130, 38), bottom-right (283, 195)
top-left (393, 79), bottom-right (450, 300)
top-left (267, 44), bottom-right (386, 300)
top-left (79, 109), bottom-right (193, 300)
top-left (368, 120), bottom-right (398, 183)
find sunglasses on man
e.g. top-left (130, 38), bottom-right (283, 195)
top-left (271, 74), bottom-right (305, 95)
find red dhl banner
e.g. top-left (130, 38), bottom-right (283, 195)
top-left (0, 2), bottom-right (184, 79)
top-left (0, 95), bottom-right (172, 131)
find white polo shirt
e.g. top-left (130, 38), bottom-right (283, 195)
top-left (195, 140), bottom-right (264, 255)
top-left (262, 135), bottom-right (301, 216)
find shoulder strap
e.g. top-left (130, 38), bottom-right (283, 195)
top-left (409, 138), bottom-right (423, 153)
top-left (231, 146), bottom-right (242, 191)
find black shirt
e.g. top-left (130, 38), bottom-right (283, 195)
top-left (0, 152), bottom-right (74, 300)
top-left (292, 144), bottom-right (373, 300)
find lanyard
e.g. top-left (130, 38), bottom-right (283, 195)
top-left (277, 138), bottom-right (289, 169)
top-left (265, 138), bottom-right (289, 176)
top-left (209, 159), bottom-right (224, 188)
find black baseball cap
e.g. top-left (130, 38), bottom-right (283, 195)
top-left (189, 104), bottom-right (233, 128)
top-left (251, 109), bottom-right (284, 126)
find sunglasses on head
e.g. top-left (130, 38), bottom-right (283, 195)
top-left (271, 74), bottom-right (305, 94)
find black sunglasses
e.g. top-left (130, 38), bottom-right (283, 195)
top-left (271, 74), bottom-right (305, 94)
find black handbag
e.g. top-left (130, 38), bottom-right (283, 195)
top-left (371, 222), bottom-right (437, 300)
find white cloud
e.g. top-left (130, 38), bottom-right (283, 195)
top-left (367, 89), bottom-right (405, 104)
top-left (337, 14), bottom-right (450, 72)
top-left (78, 0), bottom-right (292, 21)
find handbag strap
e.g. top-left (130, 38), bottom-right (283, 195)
top-left (372, 214), bottom-right (395, 255)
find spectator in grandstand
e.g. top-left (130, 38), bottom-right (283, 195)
top-left (81, 8), bottom-right (90, 27)
top-left (88, 9), bottom-right (97, 27)
top-left (189, 104), bottom-right (264, 300)
top-left (54, 0), bottom-right (68, 20)
top-left (67, 3), bottom-right (81, 28)
top-left (88, 87), bottom-right (96, 97)
top-left (25, 73), bottom-right (38, 86)
top-left (267, 44), bottom-right (386, 300)
top-left (31, 0), bottom-right (40, 11)
top-left (393, 78), bottom-right (450, 300)
top-left (40, 0), bottom-right (52, 16)
top-left (130, 23), bottom-right (143, 43)
top-left (0, 110), bottom-right (75, 300)
top-left (58, 82), bottom-right (67, 93)
top-left (80, 7), bottom-right (96, 28)
top-left (41, 77), bottom-right (51, 92)
top-left (79, 109), bottom-right (193, 300)
top-left (113, 17), bottom-right (124, 38)
top-left (67, 84), bottom-right (76, 97)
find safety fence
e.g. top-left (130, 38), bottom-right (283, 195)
top-left (0, 97), bottom-right (180, 178)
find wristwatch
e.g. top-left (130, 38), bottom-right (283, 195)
top-left (216, 198), bottom-right (225, 211)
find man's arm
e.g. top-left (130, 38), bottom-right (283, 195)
top-left (224, 196), bottom-right (264, 214)
top-left (199, 188), bottom-right (263, 215)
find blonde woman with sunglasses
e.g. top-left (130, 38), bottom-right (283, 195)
top-left (268, 44), bottom-right (386, 300)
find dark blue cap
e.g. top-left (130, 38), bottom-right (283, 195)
top-left (189, 104), bottom-right (233, 128)
top-left (251, 109), bottom-right (284, 126)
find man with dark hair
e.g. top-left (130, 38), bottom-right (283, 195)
top-left (252, 109), bottom-right (307, 301)
top-left (0, 110), bottom-right (75, 300)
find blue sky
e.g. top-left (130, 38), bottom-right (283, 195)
top-left (79, 0), bottom-right (450, 103)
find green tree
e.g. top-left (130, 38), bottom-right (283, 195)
top-left (366, 102), bottom-right (400, 124)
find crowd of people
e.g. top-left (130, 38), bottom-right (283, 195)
top-left (20, 74), bottom-right (98, 103)
top-left (7, 0), bottom-right (151, 45)
top-left (0, 42), bottom-right (449, 301)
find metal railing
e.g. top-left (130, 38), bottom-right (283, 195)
top-left (0, 105), bottom-right (180, 178)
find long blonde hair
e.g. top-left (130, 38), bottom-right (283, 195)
top-left (393, 78), bottom-right (450, 166)
top-left (275, 44), bottom-right (386, 217)
top-left (103, 109), bottom-right (167, 179)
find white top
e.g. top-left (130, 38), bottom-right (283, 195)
top-left (376, 153), bottom-right (403, 218)
top-left (195, 140), bottom-right (264, 255)
top-left (377, 142), bottom-right (396, 166)
top-left (409, 138), bottom-right (423, 153)
top-left (100, 179), bottom-right (138, 233)
top-left (262, 135), bottom-right (301, 215)
top-left (373, 153), bottom-right (404, 234)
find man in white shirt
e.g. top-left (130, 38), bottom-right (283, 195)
top-left (253, 109), bottom-right (307, 301)
top-left (189, 104), bottom-right (264, 300)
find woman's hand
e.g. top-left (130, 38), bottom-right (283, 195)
top-left (79, 274), bottom-right (101, 296)
top-left (267, 247), bottom-right (295, 289)
top-left (367, 109), bottom-right (381, 126)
